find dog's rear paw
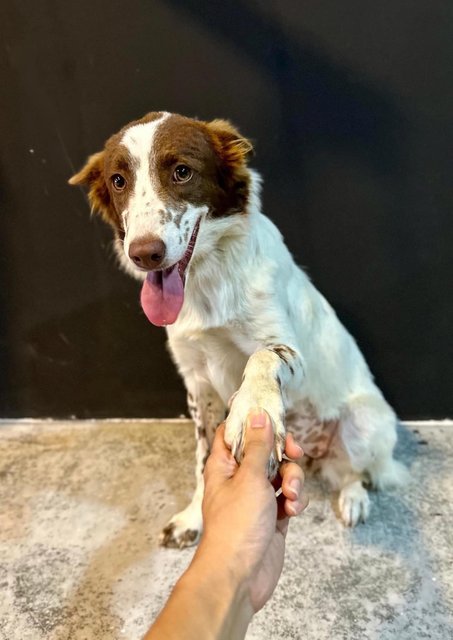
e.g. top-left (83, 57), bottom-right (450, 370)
top-left (160, 507), bottom-right (202, 549)
top-left (339, 481), bottom-right (370, 527)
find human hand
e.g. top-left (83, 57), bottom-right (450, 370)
top-left (145, 410), bottom-right (307, 640)
top-left (200, 408), bottom-right (308, 613)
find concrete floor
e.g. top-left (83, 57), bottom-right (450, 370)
top-left (0, 419), bottom-right (452, 640)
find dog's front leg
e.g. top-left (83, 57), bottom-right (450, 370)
top-left (225, 344), bottom-right (304, 478)
top-left (160, 384), bottom-right (226, 548)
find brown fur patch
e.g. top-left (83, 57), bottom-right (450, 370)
top-left (151, 114), bottom-right (253, 218)
top-left (68, 112), bottom-right (165, 234)
top-left (287, 411), bottom-right (339, 459)
top-left (69, 111), bottom-right (255, 234)
top-left (196, 426), bottom-right (207, 439)
top-left (68, 142), bottom-right (137, 237)
top-left (68, 151), bottom-right (112, 222)
top-left (205, 119), bottom-right (253, 217)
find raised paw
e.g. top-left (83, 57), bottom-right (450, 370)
top-left (339, 481), bottom-right (370, 527)
top-left (225, 388), bottom-right (286, 480)
top-left (159, 506), bottom-right (202, 549)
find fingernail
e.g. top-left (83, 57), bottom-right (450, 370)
top-left (289, 478), bottom-right (301, 499)
top-left (247, 408), bottom-right (269, 429)
top-left (294, 443), bottom-right (304, 456)
top-left (288, 501), bottom-right (302, 516)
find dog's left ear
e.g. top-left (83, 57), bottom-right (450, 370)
top-left (68, 151), bottom-right (111, 219)
top-left (206, 119), bottom-right (254, 167)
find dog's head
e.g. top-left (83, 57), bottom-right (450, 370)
top-left (69, 112), bottom-right (253, 326)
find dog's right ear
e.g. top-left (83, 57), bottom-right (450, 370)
top-left (68, 151), bottom-right (111, 218)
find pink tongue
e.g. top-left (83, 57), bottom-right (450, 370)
top-left (140, 266), bottom-right (184, 326)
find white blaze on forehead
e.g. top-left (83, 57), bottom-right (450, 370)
top-left (121, 112), bottom-right (170, 247)
top-left (121, 112), bottom-right (170, 166)
top-left (119, 112), bottom-right (208, 270)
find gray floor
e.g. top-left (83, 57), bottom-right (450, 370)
top-left (0, 419), bottom-right (452, 640)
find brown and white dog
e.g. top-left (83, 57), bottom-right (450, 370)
top-left (70, 111), bottom-right (407, 548)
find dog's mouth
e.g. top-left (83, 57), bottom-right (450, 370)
top-left (140, 218), bottom-right (201, 326)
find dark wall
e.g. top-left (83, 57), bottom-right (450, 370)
top-left (0, 1), bottom-right (451, 419)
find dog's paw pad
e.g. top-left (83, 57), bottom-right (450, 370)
top-left (339, 482), bottom-right (370, 527)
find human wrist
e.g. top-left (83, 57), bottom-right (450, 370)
top-left (180, 541), bottom-right (254, 638)
top-left (196, 530), bottom-right (252, 588)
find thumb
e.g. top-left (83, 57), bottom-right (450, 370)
top-left (240, 408), bottom-right (274, 475)
top-left (204, 423), bottom-right (238, 487)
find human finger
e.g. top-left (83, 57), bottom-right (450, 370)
top-left (275, 460), bottom-right (307, 518)
top-left (279, 460), bottom-right (305, 503)
top-left (284, 432), bottom-right (304, 460)
top-left (210, 422), bottom-right (229, 456)
top-left (240, 408), bottom-right (274, 476)
top-left (283, 490), bottom-right (309, 517)
top-left (204, 423), bottom-right (237, 485)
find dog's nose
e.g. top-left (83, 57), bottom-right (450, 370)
top-left (128, 237), bottom-right (166, 270)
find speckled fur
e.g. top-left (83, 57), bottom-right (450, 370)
top-left (70, 112), bottom-right (408, 547)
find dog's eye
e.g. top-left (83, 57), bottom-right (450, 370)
top-left (173, 165), bottom-right (193, 183)
top-left (111, 174), bottom-right (126, 191)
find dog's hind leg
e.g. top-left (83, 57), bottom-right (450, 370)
top-left (160, 381), bottom-right (226, 548)
top-left (340, 393), bottom-right (408, 490)
top-left (320, 393), bottom-right (408, 526)
top-left (318, 441), bottom-right (371, 527)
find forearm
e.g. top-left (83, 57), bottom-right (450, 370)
top-left (245, 343), bottom-right (305, 391)
top-left (144, 544), bottom-right (253, 640)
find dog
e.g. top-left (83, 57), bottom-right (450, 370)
top-left (70, 111), bottom-right (407, 548)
